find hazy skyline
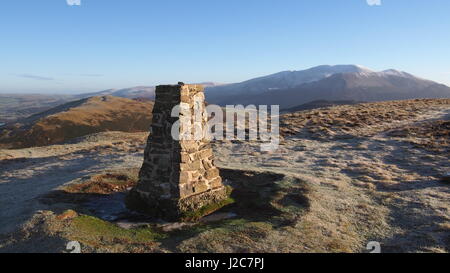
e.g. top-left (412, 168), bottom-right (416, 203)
top-left (1, 0), bottom-right (449, 94)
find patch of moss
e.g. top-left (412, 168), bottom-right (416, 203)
top-left (67, 215), bottom-right (166, 246)
top-left (181, 186), bottom-right (235, 222)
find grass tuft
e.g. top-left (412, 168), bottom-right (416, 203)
top-left (67, 215), bottom-right (166, 247)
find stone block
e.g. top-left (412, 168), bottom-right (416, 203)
top-left (205, 167), bottom-right (220, 180)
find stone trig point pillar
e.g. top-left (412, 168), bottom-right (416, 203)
top-left (126, 82), bottom-right (227, 221)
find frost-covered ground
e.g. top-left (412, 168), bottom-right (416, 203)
top-left (0, 100), bottom-right (449, 253)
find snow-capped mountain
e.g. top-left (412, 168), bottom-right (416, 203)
top-left (205, 65), bottom-right (450, 108)
top-left (206, 65), bottom-right (371, 97)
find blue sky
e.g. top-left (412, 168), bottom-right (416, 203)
top-left (0, 0), bottom-right (449, 94)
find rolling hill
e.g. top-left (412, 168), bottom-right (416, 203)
top-left (0, 96), bottom-right (154, 149)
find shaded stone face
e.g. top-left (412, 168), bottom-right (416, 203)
top-left (126, 83), bottom-right (227, 221)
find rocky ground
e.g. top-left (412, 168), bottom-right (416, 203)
top-left (0, 99), bottom-right (449, 253)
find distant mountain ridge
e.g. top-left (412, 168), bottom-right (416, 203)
top-left (74, 86), bottom-right (156, 100)
top-left (75, 82), bottom-right (223, 100)
top-left (0, 93), bottom-right (73, 123)
top-left (205, 65), bottom-right (450, 108)
top-left (1, 65), bottom-right (449, 124)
